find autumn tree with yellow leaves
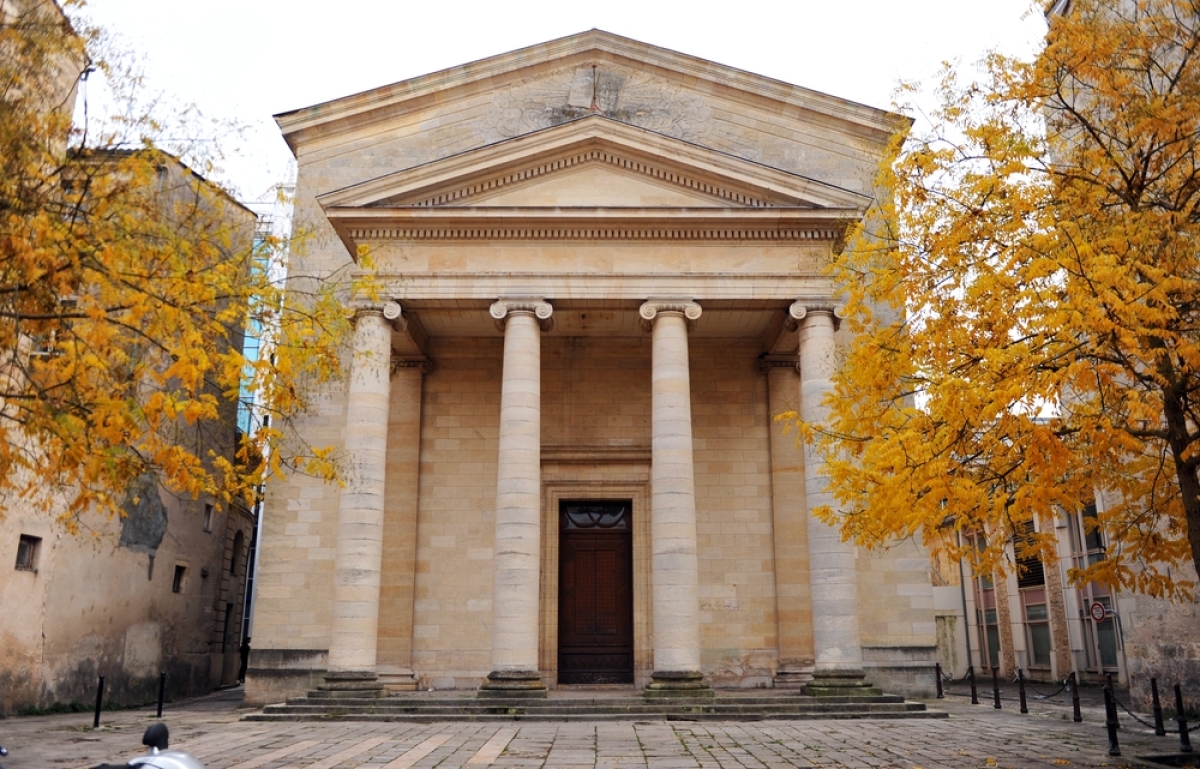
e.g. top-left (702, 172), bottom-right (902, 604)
top-left (1, 0), bottom-right (353, 528)
top-left (794, 0), bottom-right (1200, 598)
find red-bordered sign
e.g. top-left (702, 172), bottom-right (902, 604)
top-left (1089, 601), bottom-right (1108, 622)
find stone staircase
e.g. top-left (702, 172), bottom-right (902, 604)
top-left (245, 689), bottom-right (945, 722)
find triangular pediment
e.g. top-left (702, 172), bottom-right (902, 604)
top-left (276, 30), bottom-right (902, 161)
top-left (318, 116), bottom-right (870, 212)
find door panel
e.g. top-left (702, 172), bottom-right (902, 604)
top-left (558, 502), bottom-right (633, 684)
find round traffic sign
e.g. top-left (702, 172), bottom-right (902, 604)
top-left (1089, 601), bottom-right (1107, 622)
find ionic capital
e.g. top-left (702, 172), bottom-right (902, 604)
top-left (490, 298), bottom-right (554, 332)
top-left (785, 299), bottom-right (845, 332)
top-left (390, 355), bottom-right (433, 376)
top-left (639, 299), bottom-right (702, 332)
top-left (351, 300), bottom-right (406, 332)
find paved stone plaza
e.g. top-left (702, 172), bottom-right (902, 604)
top-left (0, 688), bottom-right (1191, 769)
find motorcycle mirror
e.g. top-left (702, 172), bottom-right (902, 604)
top-left (142, 723), bottom-right (169, 751)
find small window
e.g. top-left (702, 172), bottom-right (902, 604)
top-left (15, 535), bottom-right (40, 571)
top-left (172, 565), bottom-right (186, 593)
top-left (203, 503), bottom-right (214, 533)
top-left (1081, 504), bottom-right (1104, 553)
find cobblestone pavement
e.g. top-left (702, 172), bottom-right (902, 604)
top-left (0, 687), bottom-right (1192, 769)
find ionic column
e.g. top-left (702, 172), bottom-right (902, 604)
top-left (323, 301), bottom-right (401, 697)
top-left (376, 349), bottom-right (431, 692)
top-left (791, 300), bottom-right (878, 696)
top-left (761, 357), bottom-right (815, 688)
top-left (640, 299), bottom-right (711, 698)
top-left (480, 298), bottom-right (552, 698)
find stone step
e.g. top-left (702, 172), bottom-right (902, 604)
top-left (264, 702), bottom-right (929, 715)
top-left (290, 694), bottom-right (907, 707)
top-left (246, 708), bottom-right (946, 723)
top-left (248, 693), bottom-right (944, 722)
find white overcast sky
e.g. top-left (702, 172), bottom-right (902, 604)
top-left (77, 1), bottom-right (1048, 199)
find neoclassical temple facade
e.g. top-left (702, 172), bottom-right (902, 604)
top-left (244, 31), bottom-right (937, 703)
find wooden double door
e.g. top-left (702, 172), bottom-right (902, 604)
top-left (558, 501), bottom-right (634, 684)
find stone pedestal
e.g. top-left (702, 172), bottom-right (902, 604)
top-left (644, 670), bottom-right (715, 699)
top-left (315, 670), bottom-right (388, 699)
top-left (640, 299), bottom-right (710, 699)
top-left (478, 670), bottom-right (549, 698)
top-left (482, 298), bottom-right (553, 698)
top-left (805, 669), bottom-right (882, 697)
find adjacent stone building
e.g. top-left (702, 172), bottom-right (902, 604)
top-left (0, 159), bottom-right (257, 715)
top-left (245, 30), bottom-right (938, 703)
top-left (0, 1), bottom-right (257, 715)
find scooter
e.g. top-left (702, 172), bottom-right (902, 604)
top-left (91, 723), bottom-right (206, 769)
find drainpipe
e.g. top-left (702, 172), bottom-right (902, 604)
top-left (957, 529), bottom-right (974, 675)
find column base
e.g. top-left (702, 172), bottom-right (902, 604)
top-left (644, 670), bottom-right (714, 699)
top-left (804, 669), bottom-right (882, 697)
top-left (773, 663), bottom-right (815, 690)
top-left (315, 671), bottom-right (387, 699)
top-left (377, 666), bottom-right (420, 692)
top-left (478, 670), bottom-right (547, 698)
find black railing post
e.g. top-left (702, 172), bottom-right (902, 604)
top-left (1151, 677), bottom-right (1166, 736)
top-left (1175, 684), bottom-right (1193, 753)
top-left (1104, 686), bottom-right (1121, 757)
top-left (1017, 668), bottom-right (1028, 714)
top-left (936, 662), bottom-right (944, 699)
top-left (156, 672), bottom-right (166, 718)
top-left (969, 665), bottom-right (979, 705)
top-left (992, 666), bottom-right (1002, 709)
top-left (92, 675), bottom-right (105, 729)
top-left (1070, 671), bottom-right (1082, 722)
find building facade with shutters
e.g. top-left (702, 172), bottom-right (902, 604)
top-left (244, 31), bottom-right (940, 703)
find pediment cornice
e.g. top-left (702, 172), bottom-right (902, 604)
top-left (317, 116), bottom-right (871, 212)
top-left (275, 30), bottom-right (904, 154)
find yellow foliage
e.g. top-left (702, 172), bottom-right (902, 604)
top-left (0, 1), bottom-right (356, 528)
top-left (785, 0), bottom-right (1200, 598)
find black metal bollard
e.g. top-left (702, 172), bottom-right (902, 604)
top-left (156, 672), bottom-right (166, 718)
top-left (1017, 668), bottom-right (1028, 714)
top-left (992, 666), bottom-right (1002, 709)
top-left (1151, 677), bottom-right (1166, 736)
top-left (969, 665), bottom-right (979, 705)
top-left (936, 662), bottom-right (944, 699)
top-left (93, 675), bottom-right (105, 728)
top-left (1106, 673), bottom-right (1120, 729)
top-left (1104, 686), bottom-right (1121, 757)
top-left (1175, 684), bottom-right (1193, 753)
top-left (1070, 671), bottom-right (1082, 722)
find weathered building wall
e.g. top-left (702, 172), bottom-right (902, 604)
top-left (0, 489), bottom-right (252, 715)
top-left (1122, 561), bottom-right (1200, 712)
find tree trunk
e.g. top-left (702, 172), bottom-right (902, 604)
top-left (1161, 383), bottom-right (1200, 578)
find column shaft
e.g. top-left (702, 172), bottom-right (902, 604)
top-left (641, 300), bottom-right (709, 697)
top-left (376, 359), bottom-right (428, 690)
top-left (482, 299), bottom-right (551, 697)
top-left (327, 309), bottom-right (392, 686)
top-left (796, 305), bottom-right (876, 695)
top-left (766, 363), bottom-right (815, 687)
